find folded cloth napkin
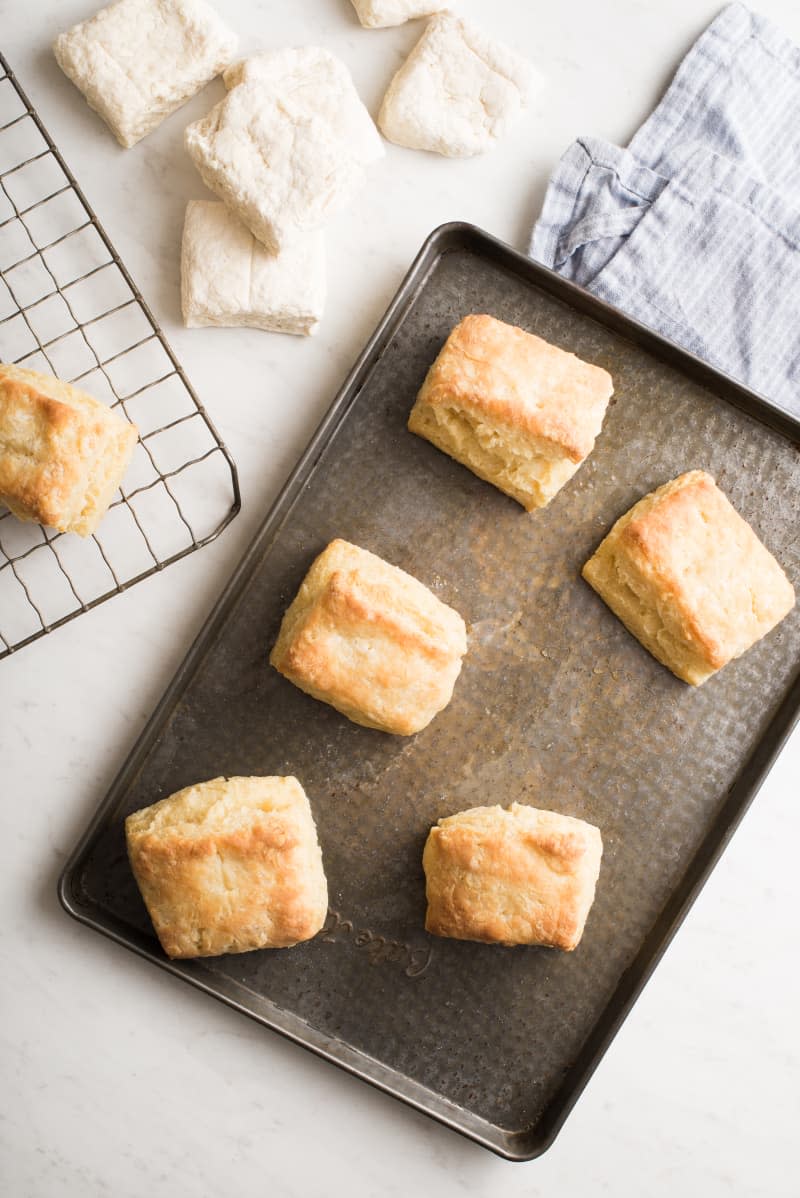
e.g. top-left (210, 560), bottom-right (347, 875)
top-left (530, 3), bottom-right (800, 414)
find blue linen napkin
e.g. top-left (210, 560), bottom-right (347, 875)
top-left (530, 3), bottom-right (800, 414)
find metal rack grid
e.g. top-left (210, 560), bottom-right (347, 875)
top-left (0, 50), bottom-right (241, 660)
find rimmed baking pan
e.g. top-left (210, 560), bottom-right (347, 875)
top-left (59, 223), bottom-right (800, 1160)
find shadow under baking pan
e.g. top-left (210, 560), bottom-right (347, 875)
top-left (60, 224), bottom-right (800, 1160)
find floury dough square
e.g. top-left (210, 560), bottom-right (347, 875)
top-left (53, 0), bottom-right (238, 148)
top-left (181, 202), bottom-right (326, 336)
top-left (350, 1), bottom-right (448, 28)
top-left (185, 48), bottom-right (384, 253)
top-left (378, 13), bottom-right (538, 157)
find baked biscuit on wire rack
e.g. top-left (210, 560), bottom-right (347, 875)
top-left (0, 51), bottom-right (240, 660)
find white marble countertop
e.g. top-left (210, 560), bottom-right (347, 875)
top-left (2, 2), bottom-right (799, 1194)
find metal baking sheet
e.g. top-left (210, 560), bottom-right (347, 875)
top-left (59, 223), bottom-right (800, 1161)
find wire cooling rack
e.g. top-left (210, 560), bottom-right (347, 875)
top-left (0, 51), bottom-right (241, 660)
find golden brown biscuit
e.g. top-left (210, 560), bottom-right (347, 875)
top-left (0, 364), bottom-right (138, 535)
top-left (269, 538), bottom-right (467, 735)
top-left (408, 314), bottom-right (613, 510)
top-left (125, 775), bottom-right (328, 959)
top-left (423, 802), bottom-right (603, 950)
top-left (582, 470), bottom-right (795, 685)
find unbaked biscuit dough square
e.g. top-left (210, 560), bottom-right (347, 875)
top-left (126, 775), bottom-right (329, 959)
top-left (378, 13), bottom-right (538, 156)
top-left (54, 0), bottom-right (238, 149)
top-left (423, 803), bottom-right (603, 950)
top-left (582, 470), bottom-right (796, 685)
top-left (350, 1), bottom-right (447, 28)
top-left (0, 364), bottom-right (138, 536)
top-left (181, 201), bottom-right (326, 335)
top-left (269, 539), bottom-right (467, 735)
top-left (408, 314), bottom-right (614, 510)
top-left (185, 49), bottom-right (384, 253)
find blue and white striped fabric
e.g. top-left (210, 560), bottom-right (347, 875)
top-left (530, 3), bottom-right (800, 414)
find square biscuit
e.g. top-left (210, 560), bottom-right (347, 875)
top-left (54, 0), bottom-right (238, 149)
top-left (408, 314), bottom-right (614, 510)
top-left (185, 48), bottom-right (384, 253)
top-left (269, 539), bottom-right (467, 736)
top-left (0, 364), bottom-right (138, 536)
top-left (582, 470), bottom-right (796, 685)
top-left (378, 13), bottom-right (538, 157)
top-left (125, 775), bottom-right (328, 959)
top-left (351, 1), bottom-right (447, 28)
top-left (423, 803), bottom-right (603, 950)
top-left (181, 201), bottom-right (326, 335)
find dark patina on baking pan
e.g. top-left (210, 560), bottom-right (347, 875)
top-left (59, 223), bottom-right (800, 1161)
